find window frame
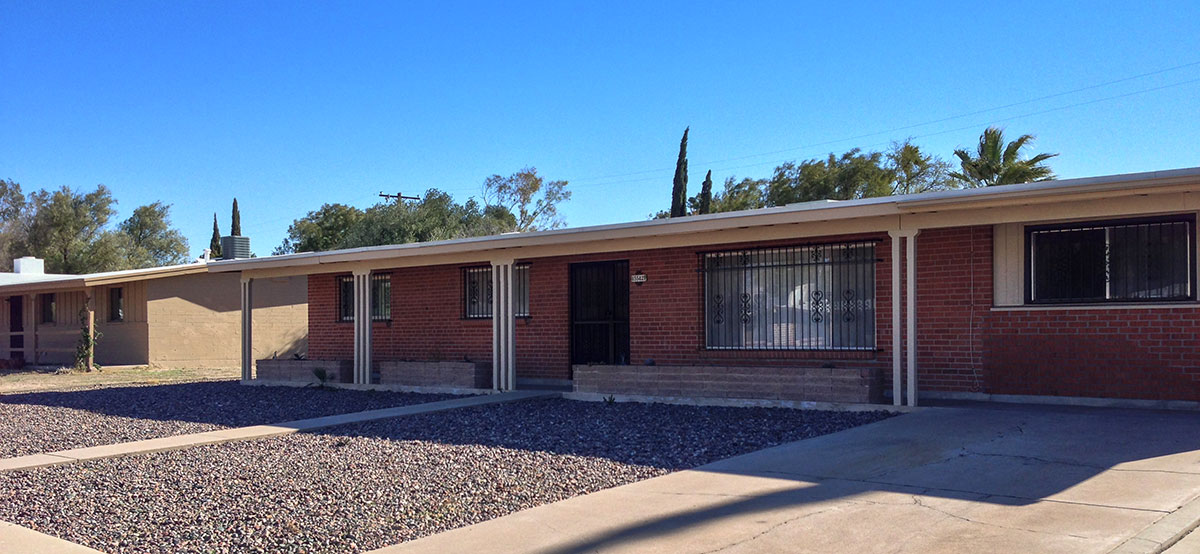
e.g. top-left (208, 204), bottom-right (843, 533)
top-left (108, 287), bottom-right (124, 322)
top-left (701, 241), bottom-right (878, 352)
top-left (39, 293), bottom-right (55, 324)
top-left (337, 274), bottom-right (392, 322)
top-left (461, 264), bottom-right (531, 319)
top-left (1024, 214), bottom-right (1197, 305)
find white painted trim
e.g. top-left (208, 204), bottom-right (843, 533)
top-left (921, 390), bottom-right (1200, 411)
top-left (991, 302), bottom-right (1200, 312)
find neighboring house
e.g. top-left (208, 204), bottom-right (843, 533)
top-left (210, 167), bottom-right (1200, 407)
top-left (0, 258), bottom-right (307, 369)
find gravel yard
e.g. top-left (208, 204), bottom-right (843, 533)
top-left (0, 380), bottom-right (457, 458)
top-left (0, 398), bottom-right (893, 553)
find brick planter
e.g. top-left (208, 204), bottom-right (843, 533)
top-left (378, 361), bottom-right (492, 389)
top-left (256, 359), bottom-right (352, 384)
top-left (573, 364), bottom-right (882, 404)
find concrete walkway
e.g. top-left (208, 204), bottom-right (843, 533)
top-left (0, 521), bottom-right (102, 553)
top-left (377, 404), bottom-right (1200, 554)
top-left (0, 390), bottom-right (556, 472)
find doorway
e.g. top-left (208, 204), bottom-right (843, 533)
top-left (8, 296), bottom-right (24, 362)
top-left (570, 260), bottom-right (630, 366)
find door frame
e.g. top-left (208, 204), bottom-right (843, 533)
top-left (568, 259), bottom-right (630, 375)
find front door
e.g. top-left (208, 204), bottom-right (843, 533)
top-left (570, 260), bottom-right (630, 366)
top-left (8, 296), bottom-right (24, 361)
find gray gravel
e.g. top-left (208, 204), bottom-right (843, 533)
top-left (0, 398), bottom-right (893, 553)
top-left (0, 380), bottom-right (456, 457)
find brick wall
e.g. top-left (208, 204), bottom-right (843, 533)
top-left (304, 224), bottom-right (1200, 402)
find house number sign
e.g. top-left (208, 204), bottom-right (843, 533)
top-left (631, 271), bottom-right (647, 285)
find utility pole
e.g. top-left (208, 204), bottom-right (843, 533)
top-left (379, 192), bottom-right (419, 202)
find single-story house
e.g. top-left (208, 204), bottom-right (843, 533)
top-left (210, 167), bottom-right (1200, 407)
top-left (0, 258), bottom-right (307, 369)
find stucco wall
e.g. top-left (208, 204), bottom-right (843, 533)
top-left (147, 273), bottom-right (307, 368)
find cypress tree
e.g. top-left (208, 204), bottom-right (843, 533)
top-left (209, 213), bottom-right (222, 257)
top-left (670, 127), bottom-right (689, 217)
top-left (697, 170), bottom-right (713, 214)
top-left (231, 198), bottom-right (242, 236)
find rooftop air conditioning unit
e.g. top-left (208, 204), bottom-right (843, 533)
top-left (220, 236), bottom-right (252, 260)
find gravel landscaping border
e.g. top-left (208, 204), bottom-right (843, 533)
top-left (0, 398), bottom-right (894, 553)
top-left (0, 380), bottom-right (459, 458)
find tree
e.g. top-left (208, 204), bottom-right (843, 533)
top-left (0, 179), bottom-right (27, 270)
top-left (766, 149), bottom-right (892, 206)
top-left (711, 177), bottom-right (768, 212)
top-left (231, 198), bottom-right (242, 236)
top-left (275, 203), bottom-right (365, 254)
top-left (951, 127), bottom-right (1058, 187)
top-left (670, 127), bottom-right (689, 217)
top-left (209, 213), bottom-right (222, 258)
top-left (340, 189), bottom-right (517, 249)
top-left (481, 167), bottom-right (571, 232)
top-left (118, 202), bottom-right (190, 268)
top-left (887, 140), bottom-right (958, 195)
top-left (22, 185), bottom-right (123, 273)
top-left (692, 170), bottom-right (714, 215)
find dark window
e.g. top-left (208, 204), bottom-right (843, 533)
top-left (463, 265), bottom-right (530, 319)
top-left (109, 288), bottom-right (124, 322)
top-left (338, 274), bottom-right (392, 321)
top-left (704, 242), bottom-right (876, 350)
top-left (1028, 216), bottom-right (1195, 304)
top-left (39, 293), bottom-right (55, 324)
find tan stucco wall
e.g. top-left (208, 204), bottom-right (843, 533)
top-left (146, 272), bottom-right (307, 368)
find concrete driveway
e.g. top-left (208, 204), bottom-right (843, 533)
top-left (378, 403), bottom-right (1200, 554)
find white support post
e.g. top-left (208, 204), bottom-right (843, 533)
top-left (491, 260), bottom-right (516, 391)
top-left (888, 231), bottom-right (902, 406)
top-left (906, 230), bottom-right (920, 407)
top-left (352, 270), bottom-right (373, 385)
top-left (240, 278), bottom-right (253, 381)
top-left (85, 288), bottom-right (95, 372)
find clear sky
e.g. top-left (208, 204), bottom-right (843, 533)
top-left (3, 1), bottom-right (1199, 256)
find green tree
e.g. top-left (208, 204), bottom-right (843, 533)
top-left (0, 179), bottom-right (27, 270)
top-left (766, 149), bottom-right (892, 206)
top-left (711, 177), bottom-right (768, 212)
top-left (338, 190), bottom-right (518, 249)
top-left (275, 203), bottom-right (365, 254)
top-left (209, 213), bottom-right (222, 258)
top-left (231, 198), bottom-right (242, 236)
top-left (887, 139), bottom-right (958, 195)
top-left (481, 167), bottom-right (571, 231)
top-left (692, 170), bottom-right (713, 215)
top-left (22, 185), bottom-right (124, 273)
top-left (951, 127), bottom-right (1058, 187)
top-left (118, 202), bottom-right (190, 268)
top-left (670, 127), bottom-right (689, 217)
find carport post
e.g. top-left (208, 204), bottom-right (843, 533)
top-left (906, 230), bottom-right (920, 407)
top-left (352, 269), bottom-right (373, 385)
top-left (888, 231), bottom-right (902, 406)
top-left (491, 259), bottom-right (516, 391)
top-left (240, 278), bottom-right (253, 381)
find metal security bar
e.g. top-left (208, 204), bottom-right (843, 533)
top-left (338, 274), bottom-right (392, 321)
top-left (1029, 217), bottom-right (1195, 303)
top-left (703, 242), bottom-right (877, 350)
top-left (463, 265), bottom-right (531, 319)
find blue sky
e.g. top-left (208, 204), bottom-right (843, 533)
top-left (3, 1), bottom-right (1199, 256)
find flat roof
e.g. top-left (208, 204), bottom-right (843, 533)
top-left (208, 166), bottom-right (1200, 274)
top-left (0, 262), bottom-right (210, 295)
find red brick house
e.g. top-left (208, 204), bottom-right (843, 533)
top-left (211, 167), bottom-right (1200, 407)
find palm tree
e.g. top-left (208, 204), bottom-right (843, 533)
top-left (951, 127), bottom-right (1058, 187)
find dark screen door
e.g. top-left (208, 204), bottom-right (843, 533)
top-left (570, 261), bottom-right (630, 366)
top-left (8, 296), bottom-right (24, 360)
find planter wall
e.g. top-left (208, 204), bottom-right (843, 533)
top-left (573, 364), bottom-right (882, 404)
top-left (256, 359), bottom-right (352, 384)
top-left (378, 361), bottom-right (492, 389)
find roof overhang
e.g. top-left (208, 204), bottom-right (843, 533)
top-left (0, 263), bottom-right (209, 296)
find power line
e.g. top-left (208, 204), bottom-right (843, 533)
top-left (565, 59), bottom-right (1200, 185)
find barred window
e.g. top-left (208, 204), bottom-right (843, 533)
top-left (1028, 216), bottom-right (1195, 304)
top-left (704, 243), bottom-right (876, 350)
top-left (338, 274), bottom-right (392, 321)
top-left (463, 265), bottom-right (530, 319)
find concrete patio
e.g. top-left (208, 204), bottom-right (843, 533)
top-left (378, 403), bottom-right (1200, 554)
